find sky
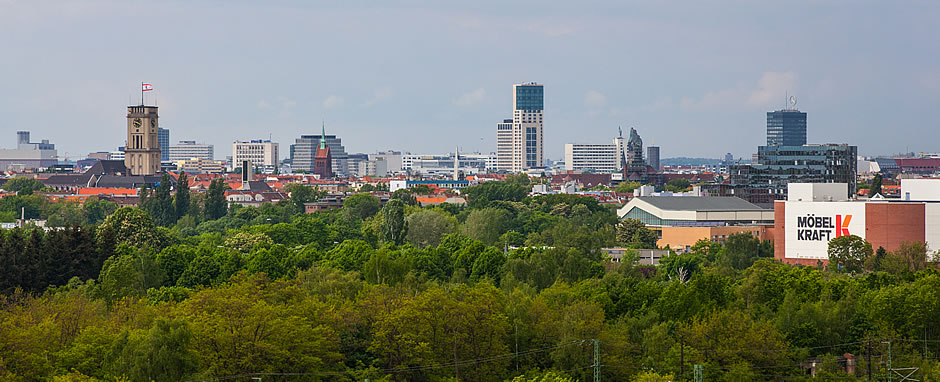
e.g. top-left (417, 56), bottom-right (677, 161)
top-left (1, 0), bottom-right (938, 161)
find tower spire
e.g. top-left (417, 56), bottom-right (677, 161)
top-left (320, 121), bottom-right (326, 150)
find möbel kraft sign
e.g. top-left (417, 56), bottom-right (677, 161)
top-left (785, 202), bottom-right (866, 259)
top-left (795, 214), bottom-right (852, 241)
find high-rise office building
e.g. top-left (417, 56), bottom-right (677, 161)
top-left (496, 119), bottom-right (513, 171)
top-left (647, 146), bottom-right (661, 171)
top-left (723, 144), bottom-right (857, 204)
top-left (158, 128), bottom-right (170, 161)
top-left (564, 143), bottom-right (618, 173)
top-left (290, 130), bottom-right (348, 176)
top-left (125, 105), bottom-right (162, 176)
top-left (232, 139), bottom-right (279, 173)
top-left (705, 105), bottom-right (856, 205)
top-left (496, 83), bottom-right (543, 172)
top-left (169, 141), bottom-right (214, 162)
top-left (766, 109), bottom-right (807, 146)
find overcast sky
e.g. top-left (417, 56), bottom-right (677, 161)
top-left (1, 1), bottom-right (937, 161)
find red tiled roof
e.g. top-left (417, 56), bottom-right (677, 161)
top-left (77, 188), bottom-right (138, 196)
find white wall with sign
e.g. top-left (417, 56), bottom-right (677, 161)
top-left (785, 202), bottom-right (867, 259)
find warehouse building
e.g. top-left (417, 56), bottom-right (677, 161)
top-left (773, 181), bottom-right (940, 266)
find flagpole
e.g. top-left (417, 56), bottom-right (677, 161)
top-left (141, 82), bottom-right (144, 106)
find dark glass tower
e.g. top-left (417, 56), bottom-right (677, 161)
top-left (766, 109), bottom-right (807, 146)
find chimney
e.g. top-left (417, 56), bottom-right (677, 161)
top-left (241, 160), bottom-right (250, 190)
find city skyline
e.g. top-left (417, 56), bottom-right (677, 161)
top-left (1, 1), bottom-right (938, 160)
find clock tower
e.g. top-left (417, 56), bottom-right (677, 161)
top-left (125, 105), bottom-right (162, 176)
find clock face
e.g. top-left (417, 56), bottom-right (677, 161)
top-left (133, 118), bottom-right (142, 128)
top-left (150, 119), bottom-right (156, 128)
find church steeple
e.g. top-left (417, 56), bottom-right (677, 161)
top-left (314, 120), bottom-right (334, 179)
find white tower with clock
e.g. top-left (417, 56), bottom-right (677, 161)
top-left (125, 104), bottom-right (162, 176)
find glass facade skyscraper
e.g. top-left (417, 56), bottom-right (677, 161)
top-left (718, 144), bottom-right (858, 205)
top-left (157, 128), bottom-right (170, 162)
top-left (766, 109), bottom-right (807, 146)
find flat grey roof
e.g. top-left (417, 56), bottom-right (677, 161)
top-left (636, 196), bottom-right (767, 211)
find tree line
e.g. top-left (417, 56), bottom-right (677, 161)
top-left (0, 180), bottom-right (939, 381)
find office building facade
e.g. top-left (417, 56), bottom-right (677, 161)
top-left (647, 146), bottom-right (661, 171)
top-left (496, 119), bottom-right (514, 171)
top-left (158, 128), bottom-right (170, 161)
top-left (496, 83), bottom-right (543, 172)
top-left (168, 141), bottom-right (214, 162)
top-left (766, 109), bottom-right (807, 146)
top-left (564, 142), bottom-right (619, 173)
top-left (232, 139), bottom-right (279, 173)
top-left (722, 144), bottom-right (858, 205)
top-left (369, 151), bottom-right (403, 175)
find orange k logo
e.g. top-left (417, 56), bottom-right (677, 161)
top-left (835, 215), bottom-right (852, 237)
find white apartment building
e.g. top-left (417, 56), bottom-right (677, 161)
top-left (232, 139), bottom-right (279, 173)
top-left (169, 140), bottom-right (214, 162)
top-left (496, 83), bottom-right (544, 172)
top-left (564, 137), bottom-right (628, 173)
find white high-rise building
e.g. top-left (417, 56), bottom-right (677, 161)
top-left (169, 141), bottom-right (214, 162)
top-left (232, 139), bottom-right (279, 173)
top-left (496, 119), bottom-right (513, 171)
top-left (496, 83), bottom-right (543, 172)
top-left (564, 134), bottom-right (632, 173)
top-left (564, 143), bottom-right (619, 173)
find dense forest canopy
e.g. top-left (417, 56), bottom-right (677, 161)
top-left (0, 181), bottom-right (939, 381)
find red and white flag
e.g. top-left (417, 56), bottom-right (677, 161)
top-left (142, 83), bottom-right (154, 91)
